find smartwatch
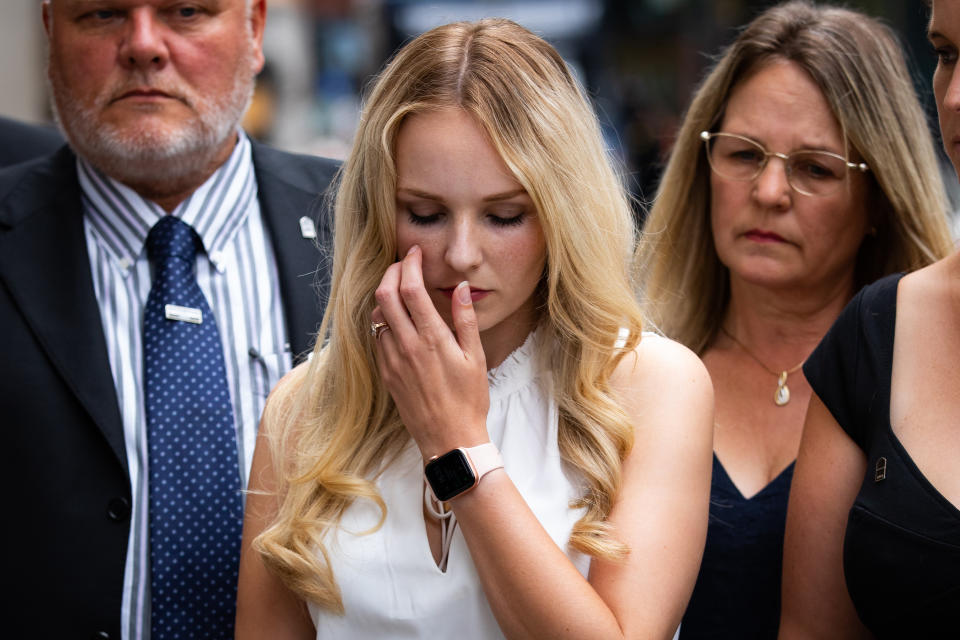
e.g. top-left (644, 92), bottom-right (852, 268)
top-left (424, 442), bottom-right (504, 502)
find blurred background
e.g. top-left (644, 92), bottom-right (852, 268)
top-left (2, 0), bottom-right (946, 211)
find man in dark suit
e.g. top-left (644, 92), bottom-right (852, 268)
top-left (0, 115), bottom-right (64, 166)
top-left (0, 1), bottom-right (337, 637)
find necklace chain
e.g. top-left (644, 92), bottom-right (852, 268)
top-left (719, 326), bottom-right (806, 376)
top-left (718, 326), bottom-right (807, 406)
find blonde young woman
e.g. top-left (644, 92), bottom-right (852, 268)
top-left (781, 0), bottom-right (960, 635)
top-left (236, 19), bottom-right (713, 639)
top-left (635, 2), bottom-right (953, 638)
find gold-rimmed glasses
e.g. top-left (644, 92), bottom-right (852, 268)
top-left (700, 131), bottom-right (869, 197)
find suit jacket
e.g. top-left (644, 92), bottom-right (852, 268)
top-left (0, 116), bottom-right (66, 167)
top-left (0, 142), bottom-right (338, 638)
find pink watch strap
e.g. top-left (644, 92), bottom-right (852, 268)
top-left (464, 442), bottom-right (504, 482)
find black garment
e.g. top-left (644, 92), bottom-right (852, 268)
top-left (804, 273), bottom-right (960, 637)
top-left (0, 116), bottom-right (64, 167)
top-left (680, 454), bottom-right (794, 639)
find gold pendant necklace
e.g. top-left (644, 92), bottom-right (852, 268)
top-left (719, 327), bottom-right (806, 407)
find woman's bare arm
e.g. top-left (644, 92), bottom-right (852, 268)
top-left (235, 368), bottom-right (316, 640)
top-left (779, 393), bottom-right (871, 639)
top-left (589, 334), bottom-right (715, 636)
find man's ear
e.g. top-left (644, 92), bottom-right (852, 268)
top-left (249, 0), bottom-right (268, 74)
top-left (42, 1), bottom-right (53, 40)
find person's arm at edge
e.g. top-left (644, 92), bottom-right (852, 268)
top-left (236, 365), bottom-right (315, 640)
top-left (779, 392), bottom-right (872, 639)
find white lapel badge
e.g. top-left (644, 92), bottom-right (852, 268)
top-left (299, 216), bottom-right (317, 239)
top-left (165, 304), bottom-right (203, 324)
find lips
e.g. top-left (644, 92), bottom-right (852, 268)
top-left (114, 88), bottom-right (169, 100)
top-left (439, 286), bottom-right (491, 302)
top-left (743, 228), bottom-right (786, 243)
top-left (110, 85), bottom-right (186, 106)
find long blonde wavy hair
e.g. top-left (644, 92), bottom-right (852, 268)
top-left (254, 18), bottom-right (644, 611)
top-left (636, 0), bottom-right (954, 353)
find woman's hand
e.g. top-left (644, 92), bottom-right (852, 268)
top-left (373, 245), bottom-right (490, 459)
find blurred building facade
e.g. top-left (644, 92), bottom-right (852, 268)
top-left (0, 2), bottom-right (51, 125)
top-left (2, 0), bottom-right (948, 214)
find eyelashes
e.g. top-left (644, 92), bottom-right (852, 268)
top-left (490, 214), bottom-right (526, 227)
top-left (405, 211), bottom-right (527, 227)
top-left (406, 211), bottom-right (441, 226)
top-left (932, 43), bottom-right (958, 65)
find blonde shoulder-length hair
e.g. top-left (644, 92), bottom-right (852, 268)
top-left (255, 18), bottom-right (644, 611)
top-left (637, 0), bottom-right (954, 353)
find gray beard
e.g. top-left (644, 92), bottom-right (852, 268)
top-left (48, 58), bottom-right (256, 191)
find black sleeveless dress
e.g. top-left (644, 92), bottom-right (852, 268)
top-left (680, 454), bottom-right (794, 638)
top-left (803, 273), bottom-right (960, 637)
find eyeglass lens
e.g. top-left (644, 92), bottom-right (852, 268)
top-left (706, 134), bottom-right (850, 196)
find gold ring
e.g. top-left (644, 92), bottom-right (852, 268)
top-left (370, 321), bottom-right (390, 340)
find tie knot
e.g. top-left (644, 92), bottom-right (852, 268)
top-left (147, 216), bottom-right (201, 263)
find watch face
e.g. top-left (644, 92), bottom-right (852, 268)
top-left (425, 449), bottom-right (477, 501)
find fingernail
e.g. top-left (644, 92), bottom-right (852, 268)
top-left (456, 281), bottom-right (472, 305)
top-left (406, 244), bottom-right (419, 256)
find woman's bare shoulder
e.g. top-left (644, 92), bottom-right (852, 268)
top-left (612, 333), bottom-right (711, 391)
top-left (901, 252), bottom-right (959, 301)
top-left (611, 333), bottom-right (714, 438)
top-left (277, 360), bottom-right (312, 393)
top-left (260, 360), bottom-right (313, 437)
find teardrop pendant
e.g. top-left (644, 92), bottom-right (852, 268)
top-left (774, 371), bottom-right (790, 406)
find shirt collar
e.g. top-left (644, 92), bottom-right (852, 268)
top-left (79, 131), bottom-right (257, 273)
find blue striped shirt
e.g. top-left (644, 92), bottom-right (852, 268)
top-left (79, 133), bottom-right (291, 639)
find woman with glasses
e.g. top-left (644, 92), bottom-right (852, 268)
top-left (635, 1), bottom-right (953, 637)
top-left (780, 0), bottom-right (960, 636)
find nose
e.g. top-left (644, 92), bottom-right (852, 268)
top-left (752, 155), bottom-right (792, 209)
top-left (119, 9), bottom-right (169, 70)
top-left (443, 218), bottom-right (483, 273)
top-left (944, 65), bottom-right (960, 113)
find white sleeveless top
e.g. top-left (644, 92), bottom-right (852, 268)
top-left (309, 331), bottom-right (590, 638)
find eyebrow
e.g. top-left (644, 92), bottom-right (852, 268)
top-left (721, 131), bottom-right (844, 155)
top-left (396, 187), bottom-right (528, 202)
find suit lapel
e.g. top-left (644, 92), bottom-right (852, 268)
top-left (0, 151), bottom-right (127, 471)
top-left (251, 142), bottom-right (332, 363)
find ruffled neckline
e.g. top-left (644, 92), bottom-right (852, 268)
top-left (487, 328), bottom-right (542, 400)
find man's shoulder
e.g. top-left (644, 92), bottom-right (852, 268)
top-left (0, 116), bottom-right (65, 167)
top-left (249, 139), bottom-right (340, 194)
top-left (0, 146), bottom-right (78, 228)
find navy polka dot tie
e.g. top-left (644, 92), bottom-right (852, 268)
top-left (144, 216), bottom-right (242, 638)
